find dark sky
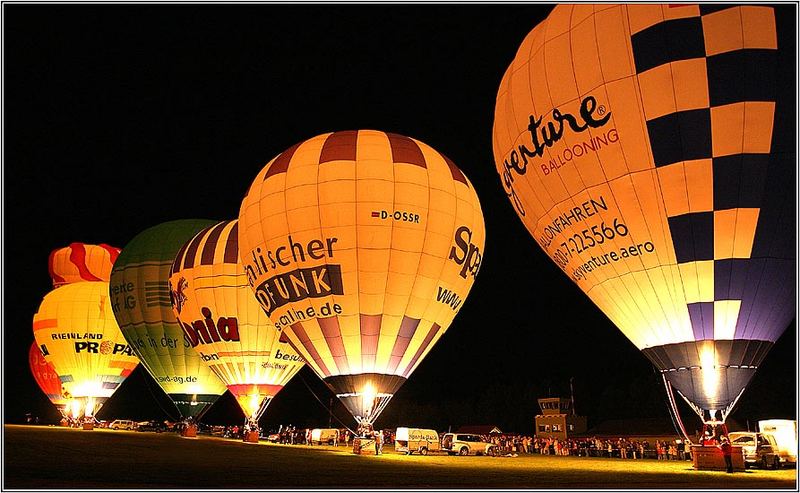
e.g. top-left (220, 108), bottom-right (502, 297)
top-left (4, 4), bottom-right (796, 434)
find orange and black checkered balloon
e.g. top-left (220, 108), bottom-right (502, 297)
top-left (493, 5), bottom-right (794, 414)
top-left (239, 130), bottom-right (485, 425)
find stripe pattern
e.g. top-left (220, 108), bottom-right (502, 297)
top-left (241, 129), bottom-right (484, 399)
top-left (261, 130), bottom-right (476, 184)
top-left (168, 219), bottom-right (304, 420)
top-left (173, 220), bottom-right (240, 271)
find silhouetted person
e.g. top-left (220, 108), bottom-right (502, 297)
top-left (720, 437), bottom-right (733, 473)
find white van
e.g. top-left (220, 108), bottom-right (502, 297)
top-left (311, 428), bottom-right (339, 445)
top-left (759, 420), bottom-right (797, 466)
top-left (395, 427), bottom-right (440, 455)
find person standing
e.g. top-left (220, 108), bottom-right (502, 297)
top-left (720, 437), bottom-right (733, 473)
top-left (374, 429), bottom-right (384, 455)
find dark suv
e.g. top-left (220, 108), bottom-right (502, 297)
top-left (136, 420), bottom-right (166, 433)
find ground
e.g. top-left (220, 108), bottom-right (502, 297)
top-left (3, 425), bottom-right (796, 489)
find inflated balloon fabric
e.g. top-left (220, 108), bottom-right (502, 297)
top-left (170, 219), bottom-right (304, 422)
top-left (33, 282), bottom-right (139, 416)
top-left (493, 4), bottom-right (794, 411)
top-left (239, 130), bottom-right (485, 424)
top-left (48, 243), bottom-right (121, 287)
top-left (110, 220), bottom-right (227, 419)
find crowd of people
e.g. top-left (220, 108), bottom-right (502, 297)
top-left (484, 434), bottom-right (693, 460)
top-left (263, 425), bottom-right (693, 461)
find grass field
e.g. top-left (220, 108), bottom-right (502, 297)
top-left (3, 425), bottom-right (797, 489)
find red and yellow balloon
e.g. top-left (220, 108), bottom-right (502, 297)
top-left (28, 341), bottom-right (69, 417)
top-left (48, 243), bottom-right (120, 288)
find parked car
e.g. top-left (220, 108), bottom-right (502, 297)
top-left (109, 419), bottom-right (136, 430)
top-left (729, 432), bottom-right (782, 469)
top-left (136, 420), bottom-right (165, 433)
top-left (441, 433), bottom-right (497, 456)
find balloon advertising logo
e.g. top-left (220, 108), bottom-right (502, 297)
top-left (169, 219), bottom-right (305, 426)
top-left (493, 4), bottom-right (794, 423)
top-left (239, 129), bottom-right (486, 426)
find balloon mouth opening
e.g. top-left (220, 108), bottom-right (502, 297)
top-left (67, 396), bottom-right (107, 419)
top-left (643, 339), bottom-right (771, 418)
top-left (169, 393), bottom-right (223, 420)
top-left (336, 391), bottom-right (394, 427)
top-left (323, 373), bottom-right (406, 427)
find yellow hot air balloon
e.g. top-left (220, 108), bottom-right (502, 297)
top-left (239, 130), bottom-right (485, 427)
top-left (33, 282), bottom-right (139, 419)
top-left (493, 5), bottom-right (794, 427)
top-left (169, 219), bottom-right (304, 429)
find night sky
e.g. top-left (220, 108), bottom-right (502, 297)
top-left (4, 5), bottom-right (796, 434)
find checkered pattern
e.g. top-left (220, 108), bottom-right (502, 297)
top-left (635, 5), bottom-right (788, 341)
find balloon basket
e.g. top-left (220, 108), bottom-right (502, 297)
top-left (352, 438), bottom-right (376, 455)
top-left (243, 431), bottom-right (260, 443)
top-left (181, 425), bottom-right (198, 438)
top-left (691, 445), bottom-right (744, 471)
top-left (82, 422), bottom-right (94, 431)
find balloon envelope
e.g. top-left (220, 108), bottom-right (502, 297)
top-left (169, 219), bottom-right (304, 423)
top-left (239, 130), bottom-right (485, 425)
top-left (33, 282), bottom-right (139, 418)
top-left (48, 243), bottom-right (121, 287)
top-left (110, 220), bottom-right (227, 419)
top-left (29, 341), bottom-right (69, 415)
top-left (493, 5), bottom-right (794, 415)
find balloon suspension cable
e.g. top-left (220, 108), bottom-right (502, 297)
top-left (244, 397), bottom-right (274, 431)
top-left (720, 387), bottom-right (747, 424)
top-left (674, 386), bottom-right (706, 423)
top-left (298, 373), bottom-right (357, 436)
top-left (662, 374), bottom-right (691, 443)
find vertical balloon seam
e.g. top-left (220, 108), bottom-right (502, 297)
top-left (317, 134), bottom-right (349, 375)
top-left (651, 5), bottom-right (716, 347)
top-left (554, 6), bottom-right (662, 346)
top-left (411, 149), bottom-right (462, 378)
top-left (283, 135), bottom-right (330, 379)
top-left (304, 133), bottom-right (333, 377)
top-left (173, 228), bottom-right (195, 384)
top-left (590, 6), bottom-right (682, 346)
top-left (222, 222), bottom-right (240, 386)
top-left (393, 137), bottom-right (435, 378)
top-left (596, 6), bottom-right (674, 347)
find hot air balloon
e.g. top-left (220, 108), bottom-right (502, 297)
top-left (49, 243), bottom-right (120, 287)
top-left (110, 220), bottom-right (227, 422)
top-left (239, 130), bottom-right (485, 429)
top-left (33, 282), bottom-right (140, 420)
top-left (169, 219), bottom-right (304, 434)
top-left (28, 341), bottom-right (69, 418)
top-left (492, 4), bottom-right (794, 430)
